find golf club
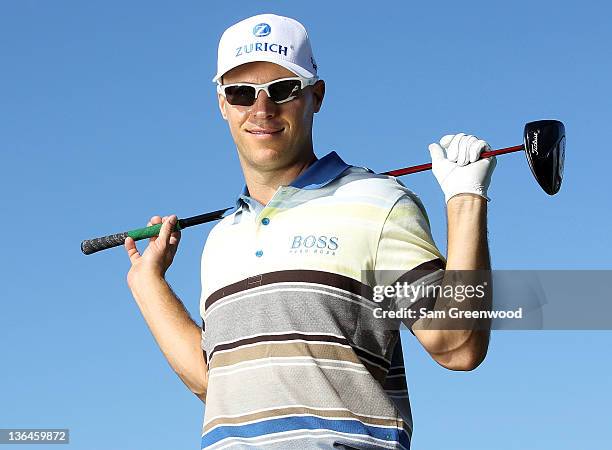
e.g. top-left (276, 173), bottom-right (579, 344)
top-left (81, 119), bottom-right (565, 255)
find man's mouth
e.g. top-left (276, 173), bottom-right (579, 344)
top-left (246, 127), bottom-right (284, 135)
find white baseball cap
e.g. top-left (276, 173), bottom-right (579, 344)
top-left (213, 14), bottom-right (318, 83)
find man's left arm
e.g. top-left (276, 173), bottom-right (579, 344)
top-left (412, 133), bottom-right (497, 371)
top-left (412, 194), bottom-right (491, 371)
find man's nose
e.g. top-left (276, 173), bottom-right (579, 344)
top-left (250, 90), bottom-right (277, 118)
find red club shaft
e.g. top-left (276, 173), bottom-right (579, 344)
top-left (383, 144), bottom-right (524, 177)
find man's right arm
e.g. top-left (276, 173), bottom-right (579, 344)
top-left (128, 273), bottom-right (208, 401)
top-left (125, 215), bottom-right (208, 402)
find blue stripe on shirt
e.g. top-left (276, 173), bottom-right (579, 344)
top-left (201, 415), bottom-right (410, 448)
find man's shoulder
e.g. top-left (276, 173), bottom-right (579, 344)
top-left (198, 209), bottom-right (241, 254)
top-left (333, 166), bottom-right (426, 209)
top-left (206, 209), bottom-right (240, 236)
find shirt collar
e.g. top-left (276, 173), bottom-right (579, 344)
top-left (290, 151), bottom-right (351, 189)
top-left (234, 151), bottom-right (351, 210)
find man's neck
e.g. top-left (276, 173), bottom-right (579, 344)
top-left (241, 151), bottom-right (318, 206)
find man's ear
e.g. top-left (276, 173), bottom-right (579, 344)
top-left (217, 93), bottom-right (228, 121)
top-left (312, 80), bottom-right (325, 113)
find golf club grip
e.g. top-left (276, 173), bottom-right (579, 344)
top-left (81, 232), bottom-right (129, 255)
top-left (81, 223), bottom-right (176, 255)
top-left (81, 208), bottom-right (231, 255)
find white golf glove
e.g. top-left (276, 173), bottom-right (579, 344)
top-left (428, 133), bottom-right (497, 203)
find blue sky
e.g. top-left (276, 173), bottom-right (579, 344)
top-left (1, 1), bottom-right (611, 449)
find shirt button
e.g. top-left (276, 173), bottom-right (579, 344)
top-left (255, 250), bottom-right (263, 257)
top-left (261, 217), bottom-right (270, 225)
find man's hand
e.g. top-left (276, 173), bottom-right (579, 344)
top-left (125, 215), bottom-right (181, 285)
top-left (428, 133), bottom-right (497, 203)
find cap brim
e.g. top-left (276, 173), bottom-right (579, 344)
top-left (212, 55), bottom-right (316, 83)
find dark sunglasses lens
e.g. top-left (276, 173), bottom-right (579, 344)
top-left (268, 80), bottom-right (301, 102)
top-left (224, 85), bottom-right (256, 106)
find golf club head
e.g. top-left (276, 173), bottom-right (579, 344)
top-left (523, 120), bottom-right (565, 195)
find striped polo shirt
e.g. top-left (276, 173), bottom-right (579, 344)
top-left (199, 151), bottom-right (445, 449)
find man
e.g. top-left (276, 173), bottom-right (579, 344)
top-left (124, 13), bottom-right (496, 449)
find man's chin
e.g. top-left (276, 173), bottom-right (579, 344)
top-left (242, 146), bottom-right (292, 169)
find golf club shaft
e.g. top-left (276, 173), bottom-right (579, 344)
top-left (81, 143), bottom-right (524, 255)
top-left (383, 144), bottom-right (524, 177)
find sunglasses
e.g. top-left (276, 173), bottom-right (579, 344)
top-left (217, 76), bottom-right (319, 107)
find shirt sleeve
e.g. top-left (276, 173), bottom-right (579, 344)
top-left (373, 191), bottom-right (446, 330)
top-left (199, 228), bottom-right (214, 357)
